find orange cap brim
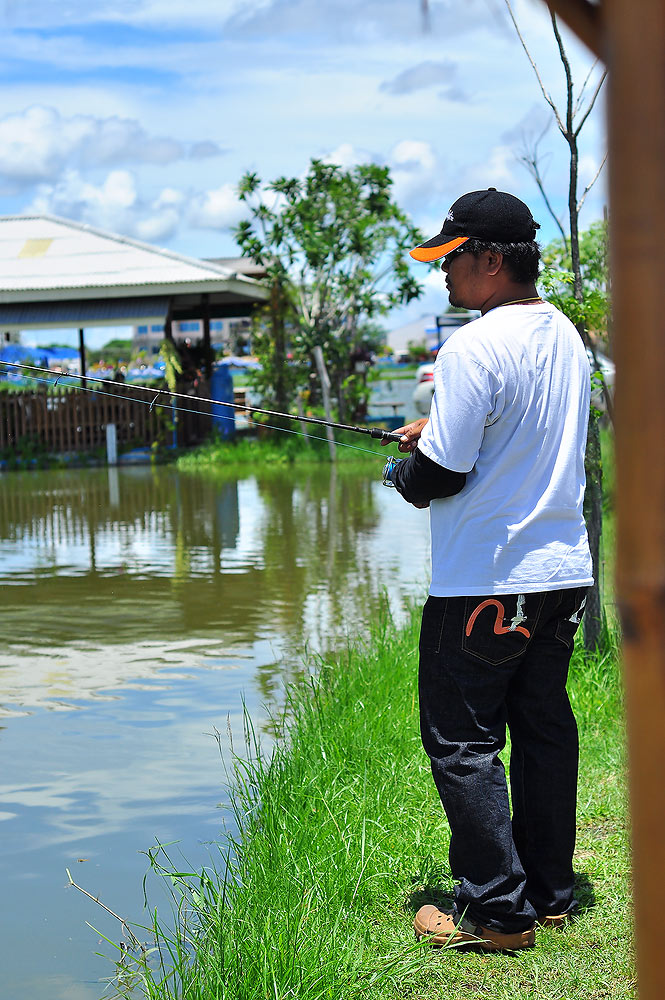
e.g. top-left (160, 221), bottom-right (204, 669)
top-left (409, 235), bottom-right (469, 263)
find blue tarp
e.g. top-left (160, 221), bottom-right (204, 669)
top-left (44, 346), bottom-right (79, 360)
top-left (0, 344), bottom-right (82, 385)
top-left (0, 344), bottom-right (51, 366)
top-left (0, 344), bottom-right (79, 366)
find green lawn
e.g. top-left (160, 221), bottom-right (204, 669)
top-left (123, 603), bottom-right (632, 1000)
top-left (175, 428), bottom-right (391, 472)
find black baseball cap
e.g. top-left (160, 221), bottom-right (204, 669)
top-left (410, 188), bottom-right (540, 263)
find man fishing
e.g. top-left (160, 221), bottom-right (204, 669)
top-left (383, 188), bottom-right (593, 951)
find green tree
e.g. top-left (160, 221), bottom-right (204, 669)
top-left (87, 338), bottom-right (133, 365)
top-left (234, 159), bottom-right (423, 421)
top-left (540, 220), bottom-right (610, 349)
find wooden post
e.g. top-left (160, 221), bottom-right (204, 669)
top-left (550, 1), bottom-right (665, 996)
top-left (312, 345), bottom-right (336, 462)
top-left (78, 328), bottom-right (86, 389)
top-left (545, 0), bottom-right (602, 58)
top-left (605, 3), bottom-right (665, 998)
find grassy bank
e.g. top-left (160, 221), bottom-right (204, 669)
top-left (175, 428), bottom-right (391, 473)
top-left (124, 604), bottom-right (632, 1000)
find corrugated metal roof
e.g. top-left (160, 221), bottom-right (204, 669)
top-left (0, 215), bottom-right (268, 300)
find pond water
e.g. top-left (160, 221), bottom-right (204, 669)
top-left (0, 461), bottom-right (430, 999)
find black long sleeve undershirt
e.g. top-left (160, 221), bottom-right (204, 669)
top-left (391, 446), bottom-right (467, 506)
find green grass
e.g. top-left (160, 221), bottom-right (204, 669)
top-left (120, 605), bottom-right (632, 1000)
top-left (375, 365), bottom-right (420, 380)
top-left (175, 429), bottom-right (392, 473)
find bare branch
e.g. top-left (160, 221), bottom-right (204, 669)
top-left (66, 869), bottom-right (143, 951)
top-left (574, 70), bottom-right (607, 137)
top-left (574, 57), bottom-right (600, 116)
top-left (551, 12), bottom-right (574, 139)
top-left (577, 152), bottom-right (608, 213)
top-left (524, 157), bottom-right (569, 248)
top-left (518, 125), bottom-right (569, 249)
top-left (503, 0), bottom-right (565, 133)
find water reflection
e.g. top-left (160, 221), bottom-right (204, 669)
top-left (0, 465), bottom-right (428, 717)
top-left (0, 463), bottom-right (430, 998)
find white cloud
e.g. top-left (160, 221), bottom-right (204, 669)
top-left (380, 60), bottom-right (458, 95)
top-left (389, 139), bottom-right (447, 212)
top-left (391, 140), bottom-right (437, 174)
top-left (322, 143), bottom-right (375, 169)
top-left (26, 169), bottom-right (185, 242)
top-left (460, 144), bottom-right (522, 193)
top-left (225, 0), bottom-right (494, 45)
top-left (188, 183), bottom-right (247, 230)
top-left (0, 0), bottom-right (607, 264)
top-left (0, 106), bottom-right (223, 185)
top-left (29, 169), bottom-right (136, 226)
top-left (190, 141), bottom-right (226, 160)
top-left (3, 0), bottom-right (247, 27)
top-left (4, 0), bottom-right (496, 37)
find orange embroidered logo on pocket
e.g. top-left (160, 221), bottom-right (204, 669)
top-left (465, 597), bottom-right (531, 639)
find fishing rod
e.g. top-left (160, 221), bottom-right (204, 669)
top-left (0, 361), bottom-right (404, 444)
top-left (5, 365), bottom-right (395, 461)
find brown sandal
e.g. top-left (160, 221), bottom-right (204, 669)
top-left (414, 904), bottom-right (535, 952)
top-left (537, 911), bottom-right (576, 929)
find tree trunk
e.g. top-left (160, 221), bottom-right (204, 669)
top-left (564, 86), bottom-right (604, 650)
top-left (568, 141), bottom-right (584, 306)
top-left (583, 410), bottom-right (604, 648)
top-left (336, 375), bottom-right (346, 424)
top-left (271, 278), bottom-right (289, 416)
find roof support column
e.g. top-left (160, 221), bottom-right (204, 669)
top-left (78, 328), bottom-right (86, 389)
top-left (202, 293), bottom-right (212, 379)
top-left (164, 302), bottom-right (174, 342)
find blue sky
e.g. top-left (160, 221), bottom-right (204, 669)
top-left (1, 0), bottom-right (607, 348)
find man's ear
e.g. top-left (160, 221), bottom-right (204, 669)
top-left (486, 251), bottom-right (503, 276)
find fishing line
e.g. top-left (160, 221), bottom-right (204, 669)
top-left (0, 364), bottom-right (399, 459)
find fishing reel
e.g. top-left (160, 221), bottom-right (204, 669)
top-left (382, 456), bottom-right (404, 487)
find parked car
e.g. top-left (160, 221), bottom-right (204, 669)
top-left (413, 349), bottom-right (615, 418)
top-left (588, 348), bottom-right (615, 411)
top-left (412, 362), bottom-right (435, 415)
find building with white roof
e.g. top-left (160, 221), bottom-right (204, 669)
top-left (0, 214), bottom-right (269, 373)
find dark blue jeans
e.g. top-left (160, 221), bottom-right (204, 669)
top-left (418, 586), bottom-right (588, 933)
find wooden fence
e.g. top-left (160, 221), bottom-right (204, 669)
top-left (0, 385), bottom-right (212, 454)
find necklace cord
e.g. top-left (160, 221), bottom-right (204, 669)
top-left (497, 296), bottom-right (543, 307)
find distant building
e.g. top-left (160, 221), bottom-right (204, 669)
top-left (387, 312), bottom-right (477, 358)
top-left (132, 316), bottom-right (253, 356)
top-left (132, 257), bottom-right (267, 357)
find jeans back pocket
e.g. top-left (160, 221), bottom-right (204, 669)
top-left (554, 587), bottom-right (589, 648)
top-left (461, 594), bottom-right (536, 665)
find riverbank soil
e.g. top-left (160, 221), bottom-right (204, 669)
top-left (136, 604), bottom-right (632, 1000)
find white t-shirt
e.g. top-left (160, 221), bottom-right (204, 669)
top-left (418, 302), bottom-right (594, 596)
